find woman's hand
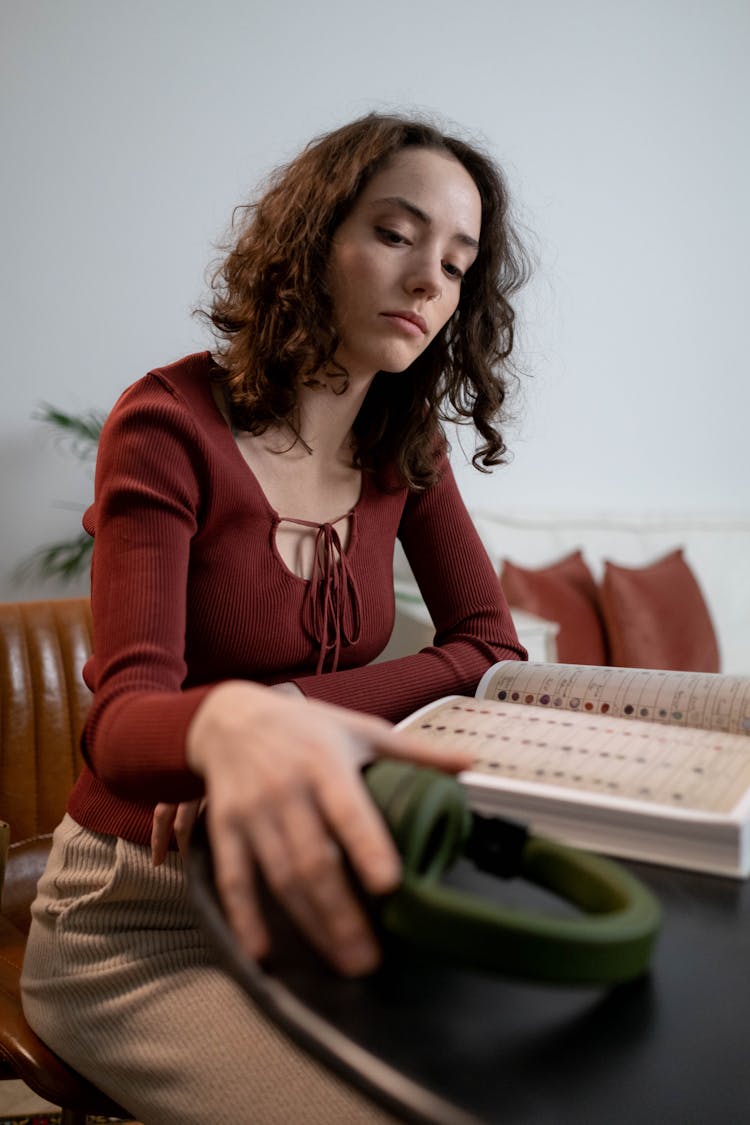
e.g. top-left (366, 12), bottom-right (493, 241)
top-left (151, 799), bottom-right (203, 866)
top-left (150, 684), bottom-right (303, 866)
top-left (185, 681), bottom-right (472, 977)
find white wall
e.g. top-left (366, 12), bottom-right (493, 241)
top-left (2, 0), bottom-right (748, 602)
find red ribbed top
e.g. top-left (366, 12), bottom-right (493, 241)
top-left (68, 352), bottom-right (525, 844)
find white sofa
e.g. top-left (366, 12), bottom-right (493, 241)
top-left (390, 509), bottom-right (750, 676)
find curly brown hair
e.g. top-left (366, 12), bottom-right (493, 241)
top-left (203, 112), bottom-right (530, 488)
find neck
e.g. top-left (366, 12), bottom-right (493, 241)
top-left (293, 372), bottom-right (375, 461)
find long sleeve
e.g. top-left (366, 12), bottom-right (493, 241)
top-left (79, 375), bottom-right (214, 803)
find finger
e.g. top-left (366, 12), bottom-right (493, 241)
top-left (246, 810), bottom-right (327, 958)
top-left (312, 760), bottom-right (402, 897)
top-left (262, 793), bottom-right (382, 976)
top-left (173, 799), bottom-right (202, 860)
top-left (207, 808), bottom-right (269, 961)
top-left (151, 803), bottom-right (178, 867)
top-left (377, 729), bottom-right (475, 773)
top-left (334, 710), bottom-right (475, 774)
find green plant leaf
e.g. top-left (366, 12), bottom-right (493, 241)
top-left (14, 531), bottom-right (94, 583)
top-left (33, 402), bottom-right (105, 461)
top-left (14, 402), bottom-right (105, 585)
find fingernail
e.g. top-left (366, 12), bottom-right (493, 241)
top-left (338, 939), bottom-right (380, 976)
top-left (367, 856), bottom-right (401, 892)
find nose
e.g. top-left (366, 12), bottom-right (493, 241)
top-left (404, 252), bottom-right (443, 301)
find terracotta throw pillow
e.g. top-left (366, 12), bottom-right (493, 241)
top-left (500, 550), bottom-right (607, 665)
top-left (600, 549), bottom-right (719, 672)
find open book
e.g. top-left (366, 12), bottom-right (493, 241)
top-left (396, 662), bottom-right (750, 878)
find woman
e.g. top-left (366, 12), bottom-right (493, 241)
top-left (22, 112), bottom-right (528, 1123)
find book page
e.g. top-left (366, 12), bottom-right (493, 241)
top-left (477, 662), bottom-right (750, 737)
top-left (400, 697), bottom-right (750, 815)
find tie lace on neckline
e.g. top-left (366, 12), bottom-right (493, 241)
top-left (278, 513), bottom-right (361, 674)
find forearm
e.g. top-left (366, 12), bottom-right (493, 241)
top-left (83, 684), bottom-right (214, 802)
top-left (292, 628), bottom-right (525, 722)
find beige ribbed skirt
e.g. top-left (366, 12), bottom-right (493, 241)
top-left (21, 814), bottom-right (396, 1125)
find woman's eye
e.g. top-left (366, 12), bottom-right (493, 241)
top-left (376, 226), bottom-right (409, 246)
top-left (443, 262), bottom-right (465, 281)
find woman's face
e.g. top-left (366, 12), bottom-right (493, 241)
top-left (327, 147), bottom-right (482, 383)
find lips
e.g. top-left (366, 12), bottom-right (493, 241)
top-left (381, 310), bottom-right (428, 336)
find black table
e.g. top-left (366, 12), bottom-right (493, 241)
top-left (190, 841), bottom-right (750, 1125)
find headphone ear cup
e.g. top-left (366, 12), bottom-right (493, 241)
top-left (364, 760), bottom-right (471, 878)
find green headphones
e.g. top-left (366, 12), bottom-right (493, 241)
top-left (189, 760), bottom-right (660, 989)
top-left (186, 760), bottom-right (660, 1125)
top-left (364, 759), bottom-right (661, 985)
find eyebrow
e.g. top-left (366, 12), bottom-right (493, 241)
top-left (370, 195), bottom-right (479, 251)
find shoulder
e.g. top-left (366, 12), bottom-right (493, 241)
top-left (406, 436), bottom-right (453, 495)
top-left (148, 350), bottom-right (220, 400)
top-left (114, 351), bottom-right (217, 411)
top-left (94, 352), bottom-right (228, 498)
top-left (375, 433), bottom-right (451, 496)
top-left (89, 356), bottom-right (221, 528)
top-left (104, 352), bottom-right (221, 440)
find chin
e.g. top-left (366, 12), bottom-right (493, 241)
top-left (376, 346), bottom-right (427, 374)
top-left (337, 340), bottom-right (426, 379)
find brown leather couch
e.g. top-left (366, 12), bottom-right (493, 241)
top-left (0, 597), bottom-right (131, 1124)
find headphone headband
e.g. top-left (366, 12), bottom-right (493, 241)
top-left (365, 760), bottom-right (660, 985)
